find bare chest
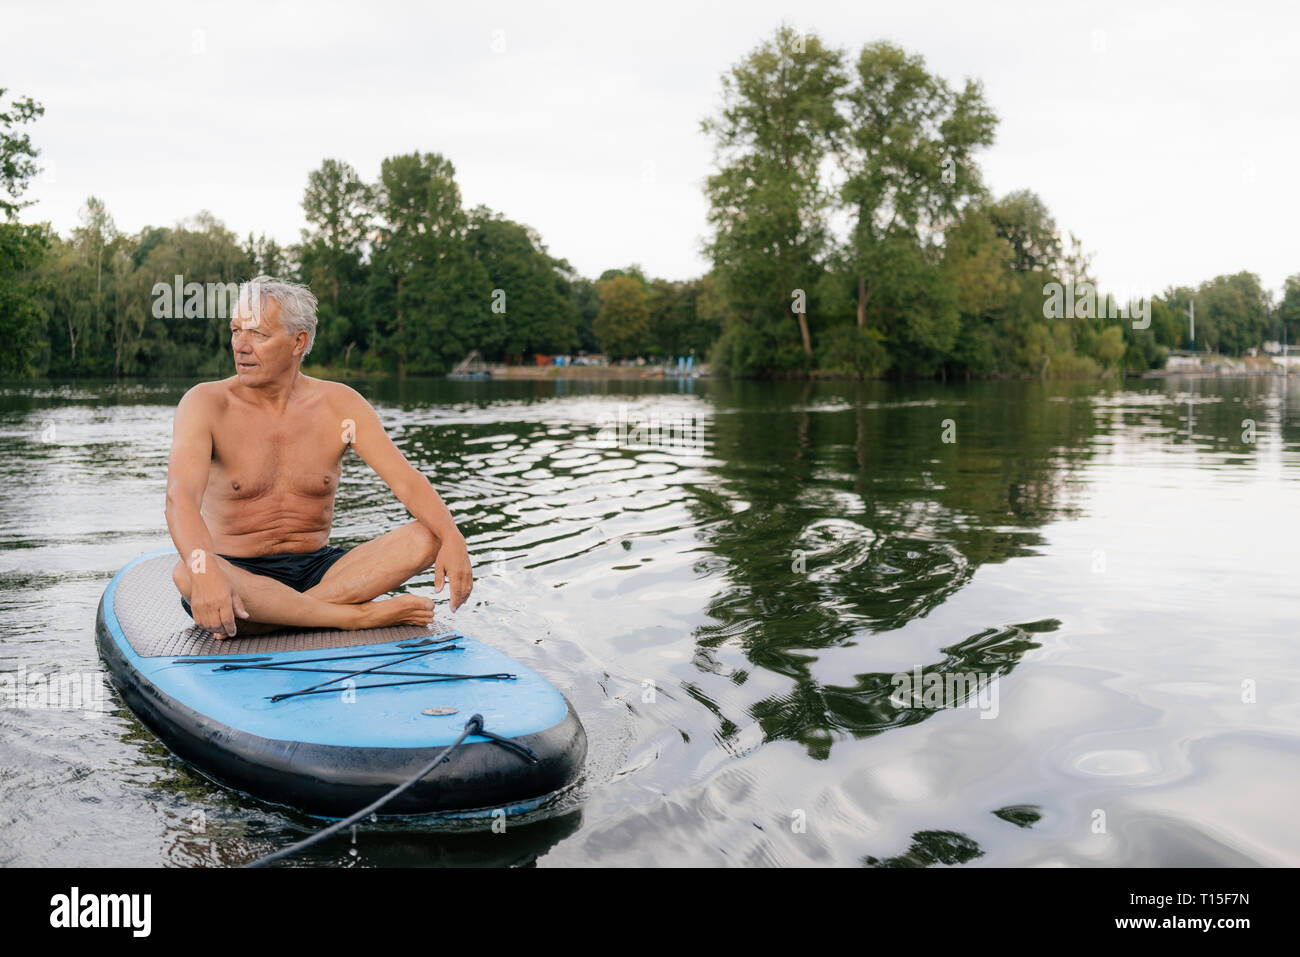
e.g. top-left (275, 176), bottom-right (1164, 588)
top-left (209, 417), bottom-right (345, 502)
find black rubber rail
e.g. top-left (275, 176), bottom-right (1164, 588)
top-left (245, 713), bottom-right (538, 868)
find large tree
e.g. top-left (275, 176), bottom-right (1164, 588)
top-left (840, 42), bottom-right (996, 326)
top-left (702, 24), bottom-right (846, 372)
top-left (296, 160), bottom-right (373, 367)
top-left (74, 196), bottom-right (116, 347)
top-left (367, 152), bottom-right (491, 373)
top-left (466, 206), bottom-right (577, 360)
top-left (835, 42), bottom-right (996, 377)
top-left (1192, 272), bottom-right (1271, 356)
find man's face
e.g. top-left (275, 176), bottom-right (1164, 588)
top-left (230, 295), bottom-right (303, 384)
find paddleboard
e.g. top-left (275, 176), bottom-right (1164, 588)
top-left (95, 548), bottom-right (586, 818)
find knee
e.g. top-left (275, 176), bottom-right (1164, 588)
top-left (171, 560), bottom-right (191, 597)
top-left (408, 521), bottom-right (439, 570)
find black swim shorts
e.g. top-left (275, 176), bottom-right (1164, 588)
top-left (179, 544), bottom-right (350, 620)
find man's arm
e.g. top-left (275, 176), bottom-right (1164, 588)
top-left (339, 386), bottom-right (474, 611)
top-left (163, 385), bottom-right (249, 636)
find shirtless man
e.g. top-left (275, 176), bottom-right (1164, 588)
top-left (165, 275), bottom-right (472, 639)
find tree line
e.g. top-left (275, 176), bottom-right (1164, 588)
top-left (700, 25), bottom-right (1299, 379)
top-left (0, 138), bottom-right (721, 377)
top-left (2, 29), bottom-right (1297, 380)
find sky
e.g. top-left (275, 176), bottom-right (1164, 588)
top-left (6, 0), bottom-right (1298, 302)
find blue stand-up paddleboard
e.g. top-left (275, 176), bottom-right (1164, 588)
top-left (95, 549), bottom-right (587, 819)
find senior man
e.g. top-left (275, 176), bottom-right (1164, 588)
top-left (166, 275), bottom-right (472, 638)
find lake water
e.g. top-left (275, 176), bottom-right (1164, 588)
top-left (1, 375), bottom-right (1296, 866)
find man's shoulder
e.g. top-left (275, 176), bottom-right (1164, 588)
top-left (312, 377), bottom-right (369, 410)
top-left (178, 378), bottom-right (234, 411)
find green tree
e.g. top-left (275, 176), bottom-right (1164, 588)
top-left (1186, 273), bottom-right (1271, 356)
top-left (297, 159), bottom-right (372, 368)
top-left (1277, 274), bottom-right (1300, 348)
top-left (839, 41), bottom-right (997, 335)
top-left (74, 196), bottom-right (116, 351)
top-left (466, 206), bottom-right (577, 360)
top-left (644, 275), bottom-right (724, 359)
top-left (941, 202), bottom-right (1017, 377)
top-left (819, 323), bottom-right (888, 379)
top-left (1094, 325), bottom-right (1125, 369)
top-left (35, 233), bottom-right (96, 372)
top-left (367, 152), bottom-right (491, 373)
top-left (0, 90), bottom-right (44, 219)
top-left (986, 191), bottom-right (1062, 273)
top-left (691, 272), bottom-right (729, 356)
top-left (702, 24), bottom-right (847, 372)
top-left (129, 212), bottom-right (251, 376)
top-left (0, 221), bottom-right (47, 376)
top-left (569, 276), bottom-right (602, 353)
top-left (246, 233), bottom-right (289, 276)
top-left (595, 274), bottom-right (650, 358)
top-left (299, 158), bottom-right (372, 307)
top-left (0, 89), bottom-right (48, 376)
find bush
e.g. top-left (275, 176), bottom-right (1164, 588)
top-left (1046, 351), bottom-right (1100, 378)
top-left (818, 323), bottom-right (889, 379)
top-left (709, 318), bottom-right (808, 377)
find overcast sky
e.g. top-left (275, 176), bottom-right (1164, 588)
top-left (7, 0), bottom-right (1297, 302)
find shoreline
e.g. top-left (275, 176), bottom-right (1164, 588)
top-left (482, 364), bottom-right (709, 380)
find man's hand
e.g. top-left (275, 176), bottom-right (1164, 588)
top-left (433, 532), bottom-right (474, 613)
top-left (189, 566), bottom-right (250, 639)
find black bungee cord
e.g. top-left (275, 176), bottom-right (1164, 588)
top-left (245, 712), bottom-right (539, 868)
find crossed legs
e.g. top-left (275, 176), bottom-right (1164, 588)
top-left (171, 521), bottom-right (442, 637)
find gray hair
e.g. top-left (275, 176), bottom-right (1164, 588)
top-left (238, 275), bottom-right (320, 357)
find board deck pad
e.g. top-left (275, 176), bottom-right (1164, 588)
top-left (114, 554), bottom-right (442, 657)
top-left (96, 549), bottom-right (587, 817)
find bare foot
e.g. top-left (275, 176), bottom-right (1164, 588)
top-left (356, 594), bottom-right (436, 629)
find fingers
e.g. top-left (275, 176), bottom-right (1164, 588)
top-left (220, 603), bottom-right (238, 638)
top-left (198, 612), bottom-right (229, 640)
top-left (434, 560), bottom-right (446, 594)
top-left (450, 571), bottom-right (472, 613)
top-left (233, 592), bottom-right (250, 619)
